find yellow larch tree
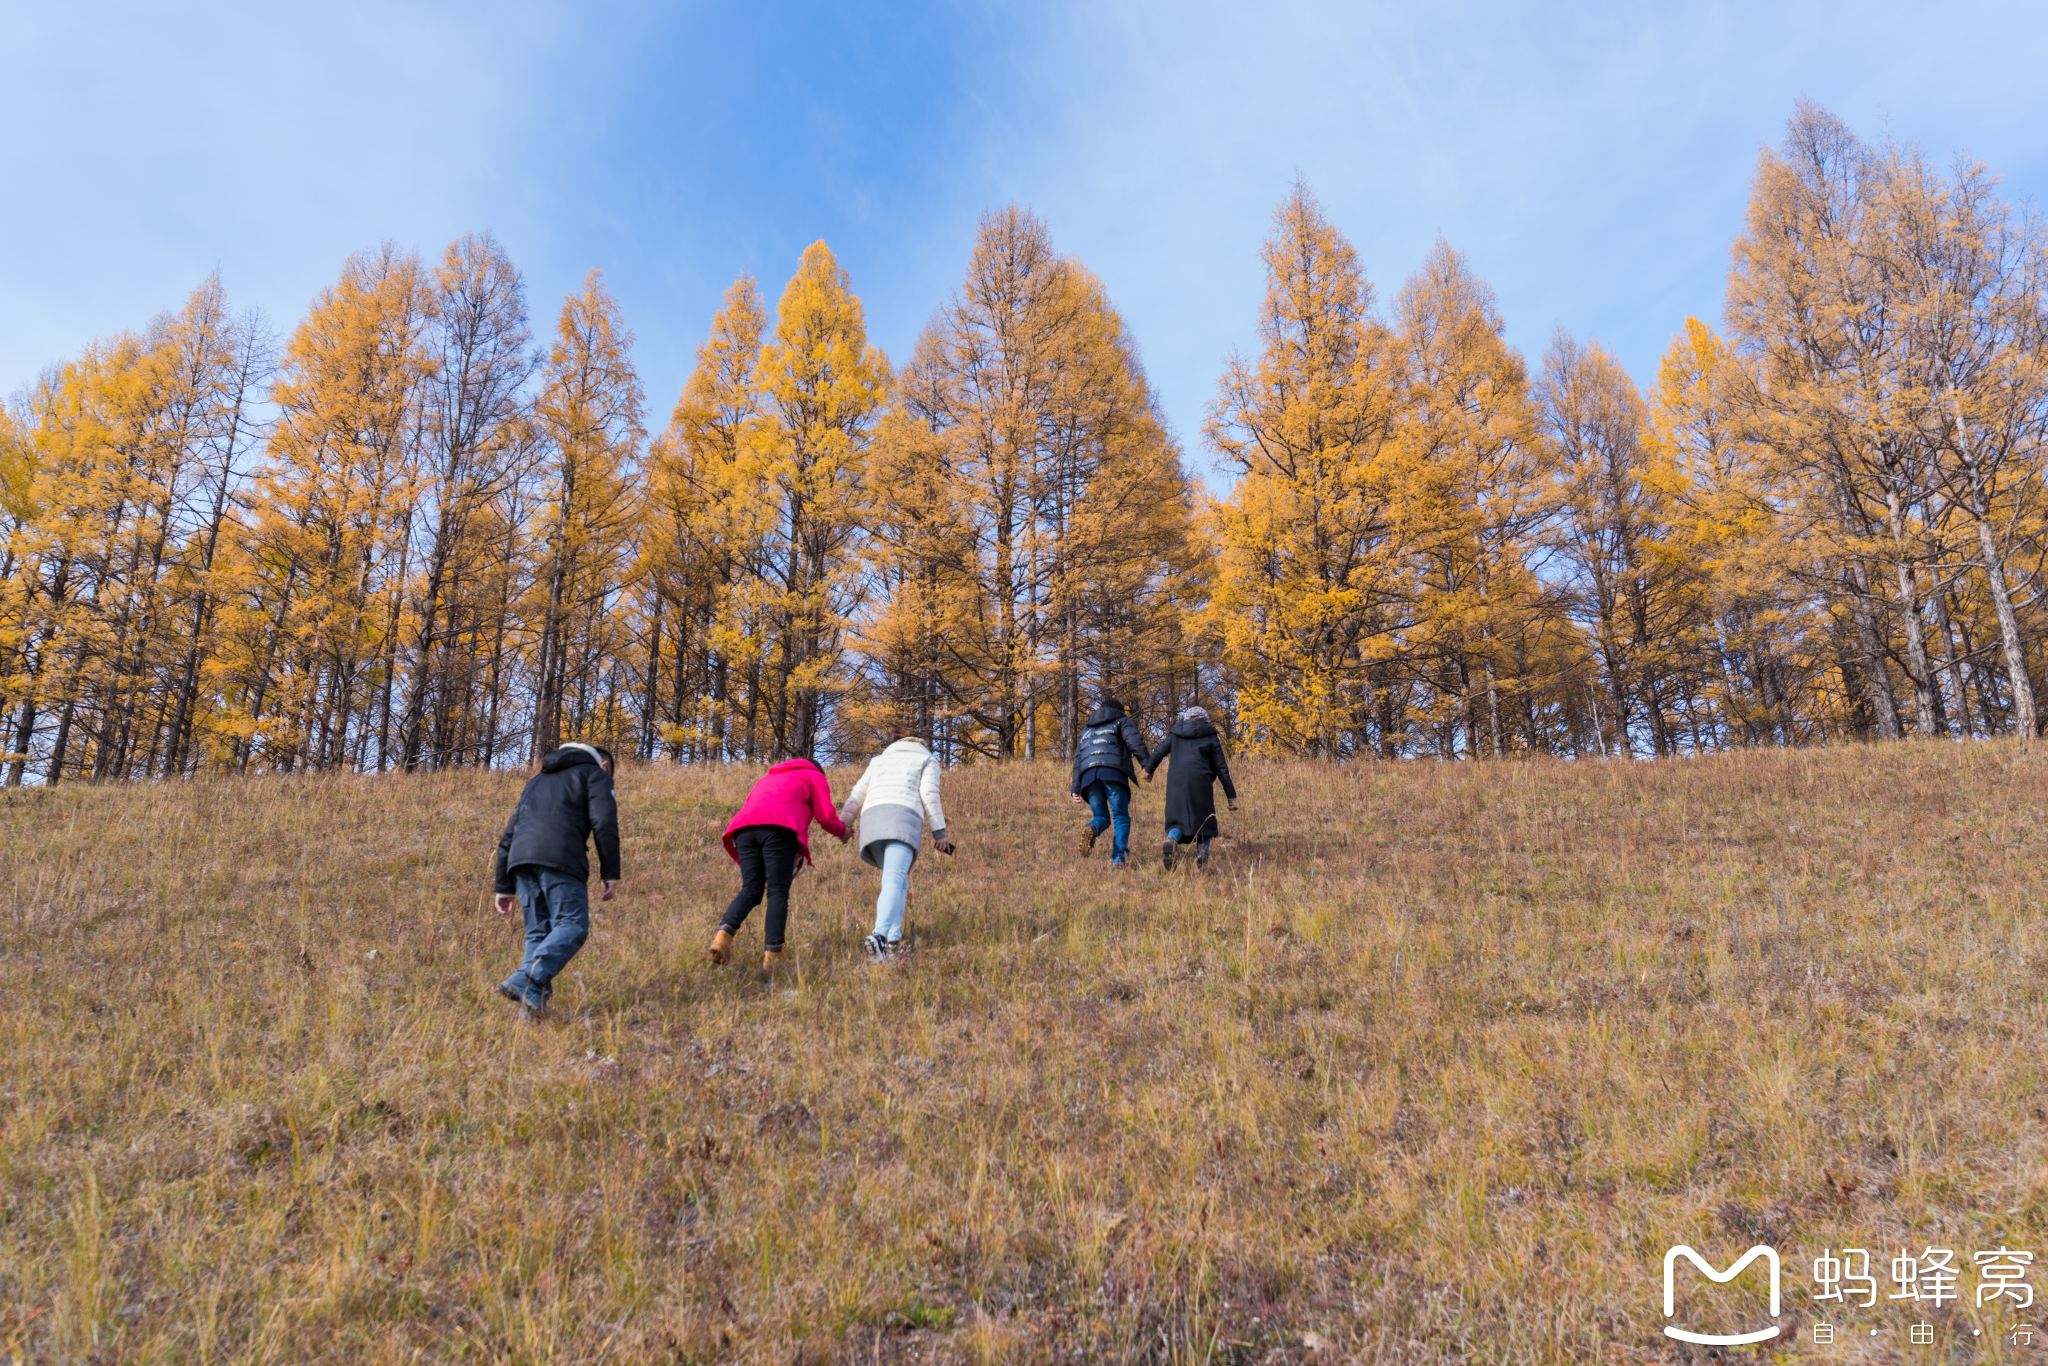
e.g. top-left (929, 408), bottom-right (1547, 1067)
top-left (527, 270), bottom-right (646, 757)
top-left (641, 277), bottom-right (769, 759)
top-left (887, 206), bottom-right (1197, 761)
top-left (217, 244), bottom-right (431, 772)
top-left (1206, 183), bottom-right (1405, 757)
top-left (1726, 103), bottom-right (1917, 739)
top-left (1542, 330), bottom-right (1709, 756)
top-left (741, 241), bottom-right (888, 759)
top-left (1651, 317), bottom-right (1813, 744)
top-left (1038, 260), bottom-right (1204, 748)
top-left (394, 233), bottom-right (535, 770)
top-left (1, 279), bottom-right (268, 784)
top-left (854, 325), bottom-right (981, 750)
top-left (1385, 240), bottom-right (1554, 758)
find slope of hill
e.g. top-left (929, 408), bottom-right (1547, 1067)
top-left (3, 742), bottom-right (2045, 1363)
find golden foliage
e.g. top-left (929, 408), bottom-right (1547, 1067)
top-left (10, 102), bottom-right (2048, 782)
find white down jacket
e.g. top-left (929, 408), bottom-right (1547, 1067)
top-left (840, 739), bottom-right (947, 866)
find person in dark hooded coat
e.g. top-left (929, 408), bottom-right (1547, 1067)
top-left (1069, 696), bottom-right (1148, 865)
top-left (1142, 706), bottom-right (1237, 871)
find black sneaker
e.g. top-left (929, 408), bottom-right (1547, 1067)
top-left (519, 979), bottom-right (552, 1019)
top-left (498, 970), bottom-right (532, 1004)
top-left (1162, 839), bottom-right (1177, 872)
top-left (862, 933), bottom-right (887, 961)
top-left (1196, 846), bottom-right (1210, 871)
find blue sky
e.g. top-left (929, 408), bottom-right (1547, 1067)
top-left (6, 1), bottom-right (2048, 487)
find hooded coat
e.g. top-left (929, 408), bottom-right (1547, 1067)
top-left (1070, 700), bottom-right (1147, 795)
top-left (493, 746), bottom-right (621, 894)
top-left (1143, 716), bottom-right (1236, 842)
top-left (722, 758), bottom-right (848, 867)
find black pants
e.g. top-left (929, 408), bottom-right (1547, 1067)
top-left (721, 825), bottom-right (801, 951)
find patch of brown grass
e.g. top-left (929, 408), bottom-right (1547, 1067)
top-left (4, 741), bottom-right (2048, 1363)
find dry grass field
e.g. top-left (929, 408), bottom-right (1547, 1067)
top-left (4, 741), bottom-right (2047, 1364)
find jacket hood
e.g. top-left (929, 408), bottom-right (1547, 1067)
top-left (883, 737), bottom-right (930, 755)
top-left (1170, 718), bottom-right (1217, 740)
top-left (540, 745), bottom-right (603, 773)
top-left (1083, 701), bottom-right (1126, 728)
top-left (768, 757), bottom-right (823, 775)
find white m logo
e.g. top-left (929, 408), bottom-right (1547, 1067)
top-left (1662, 1244), bottom-right (1781, 1345)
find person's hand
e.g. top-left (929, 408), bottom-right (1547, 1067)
top-left (600, 880), bottom-right (618, 903)
top-left (1228, 800), bottom-right (1239, 812)
top-left (837, 829), bottom-right (852, 844)
top-left (1144, 771), bottom-right (1154, 784)
top-left (494, 894), bottom-right (517, 916)
top-left (1070, 793), bottom-right (1084, 804)
top-left (936, 836), bottom-right (957, 856)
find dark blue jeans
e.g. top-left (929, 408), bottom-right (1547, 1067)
top-left (516, 867), bottom-right (589, 987)
top-left (1084, 781), bottom-right (1132, 861)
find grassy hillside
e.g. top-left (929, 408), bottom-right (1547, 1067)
top-left (4, 742), bottom-right (2047, 1364)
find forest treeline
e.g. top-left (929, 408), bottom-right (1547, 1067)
top-left (5, 102), bottom-right (2047, 782)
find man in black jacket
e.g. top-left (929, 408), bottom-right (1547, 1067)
top-left (491, 743), bottom-right (621, 1015)
top-left (1069, 697), bottom-right (1148, 866)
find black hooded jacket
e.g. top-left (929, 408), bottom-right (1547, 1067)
top-left (1143, 717), bottom-right (1236, 842)
top-left (493, 747), bottom-right (622, 894)
top-left (1070, 701), bottom-right (1148, 795)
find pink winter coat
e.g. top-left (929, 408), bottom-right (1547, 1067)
top-left (722, 759), bottom-right (848, 867)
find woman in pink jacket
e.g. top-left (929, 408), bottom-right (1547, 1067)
top-left (709, 757), bottom-right (849, 973)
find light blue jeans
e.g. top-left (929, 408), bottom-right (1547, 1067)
top-left (517, 867), bottom-right (590, 986)
top-left (872, 839), bottom-right (917, 943)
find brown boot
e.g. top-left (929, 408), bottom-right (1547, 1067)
top-left (708, 928), bottom-right (734, 965)
top-left (758, 948), bottom-right (784, 982)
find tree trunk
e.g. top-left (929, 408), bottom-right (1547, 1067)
top-left (1845, 562), bottom-right (1903, 739)
top-left (1891, 553), bottom-right (1939, 736)
top-left (1933, 588), bottom-right (1971, 739)
top-left (1974, 513), bottom-right (2038, 737)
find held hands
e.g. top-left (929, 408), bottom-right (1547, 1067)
top-left (601, 881), bottom-right (618, 903)
top-left (1144, 771), bottom-right (1154, 784)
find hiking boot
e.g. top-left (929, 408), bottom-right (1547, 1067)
top-left (708, 928), bottom-right (735, 965)
top-left (758, 948), bottom-right (784, 982)
top-left (498, 969), bottom-right (533, 1004)
top-left (1078, 822), bottom-right (1100, 857)
top-left (862, 933), bottom-right (887, 962)
top-left (1196, 846), bottom-right (1211, 871)
top-left (1161, 839), bottom-right (1177, 872)
top-left (519, 979), bottom-right (552, 1019)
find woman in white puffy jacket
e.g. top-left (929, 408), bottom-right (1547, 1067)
top-left (839, 730), bottom-right (957, 958)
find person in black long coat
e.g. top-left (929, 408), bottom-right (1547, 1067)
top-left (1142, 706), bottom-right (1238, 871)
